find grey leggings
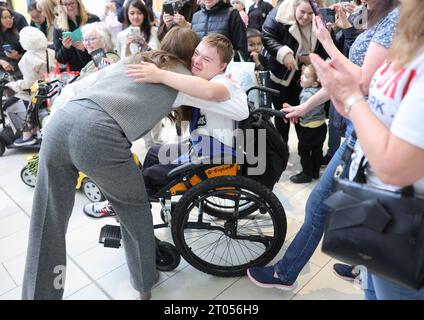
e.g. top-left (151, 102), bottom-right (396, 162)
top-left (22, 100), bottom-right (156, 299)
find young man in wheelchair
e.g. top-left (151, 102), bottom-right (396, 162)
top-left (83, 34), bottom-right (250, 218)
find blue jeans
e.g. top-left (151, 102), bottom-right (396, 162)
top-left (364, 273), bottom-right (424, 300)
top-left (327, 103), bottom-right (346, 157)
top-left (274, 125), bottom-right (355, 284)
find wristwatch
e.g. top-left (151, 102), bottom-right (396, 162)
top-left (344, 95), bottom-right (367, 115)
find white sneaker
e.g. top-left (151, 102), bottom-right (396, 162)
top-left (83, 200), bottom-right (116, 218)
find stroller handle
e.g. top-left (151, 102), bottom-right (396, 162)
top-left (251, 107), bottom-right (287, 119)
top-left (246, 86), bottom-right (280, 97)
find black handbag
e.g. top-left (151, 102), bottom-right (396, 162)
top-left (322, 134), bottom-right (424, 290)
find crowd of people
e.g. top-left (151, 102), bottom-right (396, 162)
top-left (1, 0), bottom-right (423, 300)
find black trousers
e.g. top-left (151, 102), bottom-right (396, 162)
top-left (269, 74), bottom-right (302, 143)
top-left (142, 144), bottom-right (184, 195)
top-left (295, 123), bottom-right (327, 178)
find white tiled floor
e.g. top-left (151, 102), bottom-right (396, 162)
top-left (0, 121), bottom-right (364, 300)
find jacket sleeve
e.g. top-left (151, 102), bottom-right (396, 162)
top-left (53, 27), bottom-right (70, 64)
top-left (7, 57), bottom-right (43, 93)
top-left (262, 9), bottom-right (293, 65)
top-left (116, 0), bottom-right (125, 23)
top-left (229, 10), bottom-right (248, 61)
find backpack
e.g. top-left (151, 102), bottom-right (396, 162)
top-left (236, 104), bottom-right (289, 190)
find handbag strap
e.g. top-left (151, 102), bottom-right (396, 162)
top-left (337, 131), bottom-right (416, 196)
top-left (334, 131), bottom-right (357, 179)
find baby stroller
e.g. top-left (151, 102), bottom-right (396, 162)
top-left (0, 74), bottom-right (73, 156)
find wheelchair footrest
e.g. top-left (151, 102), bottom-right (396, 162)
top-left (99, 225), bottom-right (121, 248)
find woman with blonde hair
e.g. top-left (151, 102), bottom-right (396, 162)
top-left (53, 0), bottom-right (100, 71)
top-left (312, 0), bottom-right (424, 299)
top-left (36, 0), bottom-right (57, 42)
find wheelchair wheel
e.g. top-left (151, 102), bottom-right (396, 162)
top-left (202, 197), bottom-right (259, 219)
top-left (20, 166), bottom-right (37, 187)
top-left (156, 241), bottom-right (181, 272)
top-left (82, 178), bottom-right (106, 202)
top-left (171, 176), bottom-right (286, 277)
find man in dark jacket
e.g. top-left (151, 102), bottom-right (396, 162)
top-left (247, 0), bottom-right (273, 31)
top-left (191, 0), bottom-right (248, 61)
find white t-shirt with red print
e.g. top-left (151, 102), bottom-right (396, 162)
top-left (350, 50), bottom-right (424, 194)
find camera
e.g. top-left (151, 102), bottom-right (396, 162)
top-left (2, 44), bottom-right (13, 53)
top-left (162, 0), bottom-right (182, 16)
top-left (319, 7), bottom-right (336, 24)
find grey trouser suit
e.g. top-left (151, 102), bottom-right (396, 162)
top-left (22, 100), bottom-right (156, 299)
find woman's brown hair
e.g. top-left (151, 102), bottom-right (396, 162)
top-left (160, 27), bottom-right (200, 125)
top-left (36, 0), bottom-right (57, 27)
top-left (131, 27), bottom-right (200, 126)
top-left (390, 0), bottom-right (424, 67)
top-left (56, 0), bottom-right (89, 31)
top-left (367, 0), bottom-right (399, 28)
top-left (124, 0), bottom-right (151, 43)
top-left (160, 27), bottom-right (200, 69)
top-left (0, 8), bottom-right (17, 34)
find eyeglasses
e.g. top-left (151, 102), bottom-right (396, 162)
top-left (62, 1), bottom-right (77, 7)
top-left (1, 15), bottom-right (14, 21)
top-left (82, 36), bottom-right (99, 44)
top-left (30, 12), bottom-right (44, 20)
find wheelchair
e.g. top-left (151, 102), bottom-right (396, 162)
top-left (99, 86), bottom-right (290, 277)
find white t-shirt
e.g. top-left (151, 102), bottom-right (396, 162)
top-left (350, 50), bottom-right (424, 195)
top-left (172, 73), bottom-right (249, 147)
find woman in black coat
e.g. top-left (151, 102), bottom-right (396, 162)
top-left (53, 0), bottom-right (100, 72)
top-left (0, 7), bottom-right (24, 78)
top-left (262, 0), bottom-right (327, 143)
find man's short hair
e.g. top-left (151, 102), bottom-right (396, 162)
top-left (201, 34), bottom-right (234, 65)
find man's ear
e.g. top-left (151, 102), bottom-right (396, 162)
top-left (220, 63), bottom-right (228, 73)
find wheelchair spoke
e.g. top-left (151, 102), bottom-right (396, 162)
top-left (171, 176), bottom-right (287, 276)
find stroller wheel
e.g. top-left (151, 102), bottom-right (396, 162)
top-left (156, 241), bottom-right (180, 272)
top-left (20, 166), bottom-right (37, 187)
top-left (82, 178), bottom-right (106, 202)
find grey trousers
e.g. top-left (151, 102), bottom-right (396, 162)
top-left (22, 100), bottom-right (156, 299)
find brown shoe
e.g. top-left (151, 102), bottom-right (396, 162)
top-left (138, 271), bottom-right (159, 300)
top-left (140, 291), bottom-right (152, 300)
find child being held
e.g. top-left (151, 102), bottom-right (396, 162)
top-left (289, 64), bottom-right (327, 184)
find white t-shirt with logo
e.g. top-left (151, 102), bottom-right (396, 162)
top-left (173, 74), bottom-right (249, 147)
top-left (350, 50), bottom-right (424, 195)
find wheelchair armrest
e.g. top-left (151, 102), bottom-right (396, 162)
top-left (167, 155), bottom-right (235, 179)
top-left (167, 162), bottom-right (203, 179)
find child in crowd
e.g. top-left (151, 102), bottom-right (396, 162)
top-left (5, 26), bottom-right (55, 146)
top-left (247, 28), bottom-right (271, 108)
top-left (246, 28), bottom-right (267, 70)
top-left (288, 64), bottom-right (327, 183)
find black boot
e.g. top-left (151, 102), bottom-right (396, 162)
top-left (289, 172), bottom-right (312, 184)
